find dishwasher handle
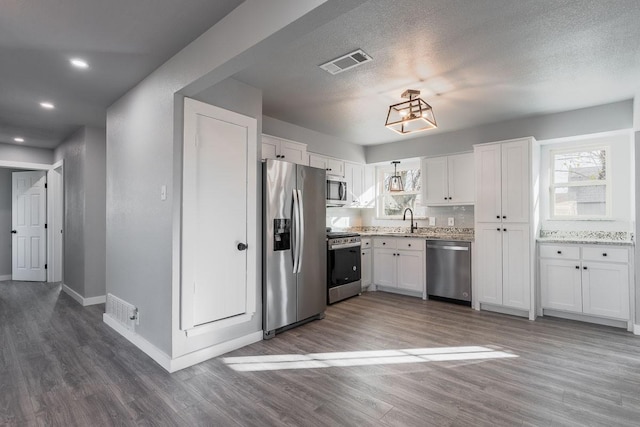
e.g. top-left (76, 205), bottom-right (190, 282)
top-left (427, 244), bottom-right (469, 251)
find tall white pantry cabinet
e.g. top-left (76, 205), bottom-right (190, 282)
top-left (473, 137), bottom-right (538, 320)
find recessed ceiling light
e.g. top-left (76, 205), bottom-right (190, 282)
top-left (40, 102), bottom-right (55, 109)
top-left (14, 137), bottom-right (24, 142)
top-left (70, 58), bottom-right (89, 69)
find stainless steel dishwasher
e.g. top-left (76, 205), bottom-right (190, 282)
top-left (426, 240), bottom-right (471, 304)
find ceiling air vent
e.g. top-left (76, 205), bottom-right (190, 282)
top-left (319, 49), bottom-right (372, 75)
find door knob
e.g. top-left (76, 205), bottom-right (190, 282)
top-left (11, 230), bottom-right (17, 234)
top-left (237, 242), bottom-right (248, 251)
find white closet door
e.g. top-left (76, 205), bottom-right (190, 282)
top-left (12, 170), bottom-right (47, 282)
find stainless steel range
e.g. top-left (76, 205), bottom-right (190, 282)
top-left (327, 231), bottom-right (361, 304)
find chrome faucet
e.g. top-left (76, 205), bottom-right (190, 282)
top-left (403, 208), bottom-right (417, 233)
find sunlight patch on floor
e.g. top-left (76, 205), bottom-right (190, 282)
top-left (222, 345), bottom-right (518, 372)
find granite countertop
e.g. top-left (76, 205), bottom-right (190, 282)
top-left (536, 230), bottom-right (634, 247)
top-left (345, 227), bottom-right (475, 242)
top-left (536, 237), bottom-right (634, 246)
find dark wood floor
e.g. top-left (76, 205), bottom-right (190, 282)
top-left (1, 281), bottom-right (640, 426)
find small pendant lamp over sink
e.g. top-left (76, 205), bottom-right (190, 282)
top-left (385, 89), bottom-right (437, 135)
top-left (389, 161), bottom-right (404, 192)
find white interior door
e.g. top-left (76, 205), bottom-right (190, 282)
top-left (182, 97), bottom-right (257, 330)
top-left (12, 170), bottom-right (47, 281)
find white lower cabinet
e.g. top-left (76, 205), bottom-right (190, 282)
top-left (475, 223), bottom-right (530, 311)
top-left (372, 237), bottom-right (425, 297)
top-left (539, 243), bottom-right (630, 321)
top-left (360, 238), bottom-right (372, 289)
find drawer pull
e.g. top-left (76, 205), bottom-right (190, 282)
top-left (383, 242), bottom-right (386, 245)
top-left (583, 266), bottom-right (588, 270)
top-left (496, 215), bottom-right (500, 219)
top-left (497, 228), bottom-right (501, 231)
top-left (602, 253), bottom-right (607, 257)
top-left (575, 266), bottom-right (579, 269)
top-left (557, 251), bottom-right (562, 254)
top-left (408, 244), bottom-right (411, 247)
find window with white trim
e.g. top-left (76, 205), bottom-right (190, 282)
top-left (376, 163), bottom-right (425, 219)
top-left (549, 146), bottom-right (610, 219)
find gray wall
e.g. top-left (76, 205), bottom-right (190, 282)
top-left (105, 0), bottom-right (363, 357)
top-left (366, 100), bottom-right (633, 163)
top-left (263, 115), bottom-right (366, 163)
top-left (55, 129), bottom-right (86, 296)
top-left (0, 169), bottom-right (19, 277)
top-left (84, 128), bottom-right (106, 298)
top-left (54, 126), bottom-right (106, 299)
top-left (0, 143), bottom-right (53, 165)
top-left (634, 130), bottom-right (640, 328)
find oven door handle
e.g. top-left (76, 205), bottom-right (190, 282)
top-left (329, 242), bottom-right (361, 250)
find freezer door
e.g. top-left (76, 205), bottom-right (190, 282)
top-left (296, 165), bottom-right (327, 321)
top-left (263, 160), bottom-right (297, 331)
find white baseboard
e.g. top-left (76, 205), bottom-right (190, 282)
top-left (103, 313), bottom-right (172, 370)
top-left (103, 313), bottom-right (263, 373)
top-left (62, 284), bottom-right (106, 306)
top-left (0, 274), bottom-right (11, 281)
top-left (634, 324), bottom-right (640, 335)
top-left (170, 331), bottom-right (263, 372)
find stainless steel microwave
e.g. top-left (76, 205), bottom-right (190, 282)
top-left (326, 178), bottom-right (347, 206)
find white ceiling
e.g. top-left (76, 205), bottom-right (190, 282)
top-left (234, 0), bottom-right (640, 145)
top-left (0, 0), bottom-right (244, 149)
top-left (2, 0), bottom-right (639, 150)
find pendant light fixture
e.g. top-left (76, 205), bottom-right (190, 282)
top-left (385, 89), bottom-right (437, 135)
top-left (389, 161), bottom-right (404, 192)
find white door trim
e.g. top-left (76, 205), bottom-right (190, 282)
top-left (1, 159), bottom-right (63, 283)
top-left (47, 164), bottom-right (64, 282)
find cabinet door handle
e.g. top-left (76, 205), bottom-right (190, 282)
top-left (408, 244), bottom-right (411, 247)
top-left (575, 266), bottom-right (579, 269)
top-left (281, 155), bottom-right (285, 159)
top-left (362, 252), bottom-right (365, 256)
top-left (496, 215), bottom-right (500, 219)
top-left (583, 266), bottom-right (587, 270)
top-left (557, 251), bottom-right (562, 254)
top-left (497, 228), bottom-right (501, 231)
top-left (11, 230), bottom-right (17, 234)
top-left (503, 228), bottom-right (507, 231)
top-left (502, 216), bottom-right (507, 219)
top-left (602, 253), bottom-right (607, 257)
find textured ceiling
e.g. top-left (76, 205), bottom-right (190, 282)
top-left (234, 0), bottom-right (640, 145)
top-left (0, 0), bottom-right (244, 149)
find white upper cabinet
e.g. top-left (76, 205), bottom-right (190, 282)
top-left (261, 134), bottom-right (308, 166)
top-left (343, 162), bottom-right (375, 208)
top-left (475, 139), bottom-right (529, 223)
top-left (422, 153), bottom-right (474, 205)
top-left (309, 153), bottom-right (345, 177)
top-left (344, 162), bottom-right (364, 206)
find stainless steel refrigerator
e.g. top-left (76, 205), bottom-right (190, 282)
top-left (263, 159), bottom-right (327, 339)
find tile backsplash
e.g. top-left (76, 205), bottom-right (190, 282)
top-left (327, 205), bottom-right (474, 230)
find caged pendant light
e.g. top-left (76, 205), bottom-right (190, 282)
top-left (389, 161), bottom-right (404, 192)
top-left (385, 89), bottom-right (437, 135)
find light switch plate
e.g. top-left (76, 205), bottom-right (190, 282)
top-left (447, 217), bottom-right (454, 226)
top-left (428, 217), bottom-right (436, 226)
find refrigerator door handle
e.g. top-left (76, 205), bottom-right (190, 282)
top-left (292, 189), bottom-right (300, 274)
top-left (296, 189), bottom-right (305, 273)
